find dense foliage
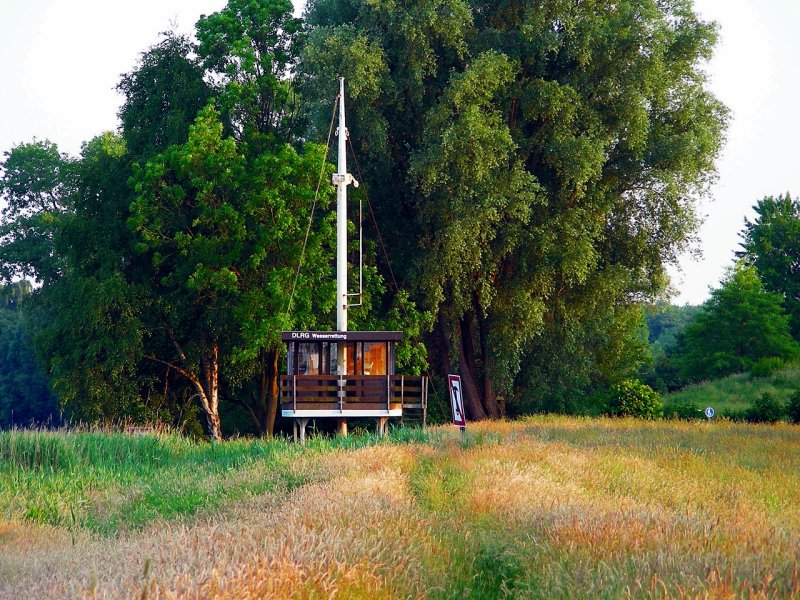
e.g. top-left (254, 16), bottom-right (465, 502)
top-left (646, 303), bottom-right (702, 352)
top-left (301, 0), bottom-right (727, 417)
top-left (787, 390), bottom-right (800, 424)
top-left (745, 391), bottom-right (784, 424)
top-left (0, 282), bottom-right (59, 428)
top-left (605, 379), bottom-right (663, 419)
top-left (0, 3), bottom-right (425, 438)
top-left (675, 264), bottom-right (798, 383)
top-left (739, 194), bottom-right (800, 339)
top-left (0, 0), bottom-right (731, 432)
top-left (641, 302), bottom-right (701, 393)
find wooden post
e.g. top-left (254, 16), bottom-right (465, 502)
top-left (294, 418), bottom-right (309, 444)
top-left (337, 419), bottom-right (348, 437)
top-left (376, 417), bottom-right (389, 437)
top-left (422, 376), bottom-right (428, 429)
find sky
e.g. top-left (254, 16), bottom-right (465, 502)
top-left (1, 0), bottom-right (798, 306)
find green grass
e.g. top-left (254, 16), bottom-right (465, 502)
top-left (4, 419), bottom-right (800, 597)
top-left (0, 426), bottom-right (430, 534)
top-left (664, 364), bottom-right (800, 417)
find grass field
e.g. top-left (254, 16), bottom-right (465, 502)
top-left (664, 364), bottom-right (800, 416)
top-left (2, 418), bottom-right (800, 598)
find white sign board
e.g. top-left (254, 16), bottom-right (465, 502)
top-left (448, 374), bottom-right (466, 427)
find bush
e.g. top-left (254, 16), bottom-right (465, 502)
top-left (745, 391), bottom-right (784, 423)
top-left (787, 391), bottom-right (800, 424)
top-left (606, 380), bottom-right (663, 419)
top-left (720, 408), bottom-right (748, 422)
top-left (750, 357), bottom-right (785, 379)
top-left (665, 398), bottom-right (702, 420)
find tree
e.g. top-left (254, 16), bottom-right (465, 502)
top-left (645, 302), bottom-right (702, 353)
top-left (0, 139), bottom-right (75, 284)
top-left (640, 302), bottom-right (701, 392)
top-left (301, 0), bottom-right (728, 419)
top-left (196, 0), bottom-right (302, 149)
top-left (0, 34), bottom-right (213, 426)
top-left (514, 275), bottom-right (651, 415)
top-left (117, 33), bottom-right (213, 160)
top-left (676, 263), bottom-right (799, 382)
top-left (739, 193), bottom-right (800, 339)
top-left (129, 106), bottom-right (335, 438)
top-left (0, 282), bottom-right (60, 428)
top-left (1, 2), bottom-right (395, 438)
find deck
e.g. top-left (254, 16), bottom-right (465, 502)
top-left (280, 374), bottom-right (427, 418)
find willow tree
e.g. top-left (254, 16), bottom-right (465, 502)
top-left (301, 0), bottom-right (727, 418)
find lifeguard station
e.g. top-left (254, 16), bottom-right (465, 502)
top-left (280, 79), bottom-right (427, 442)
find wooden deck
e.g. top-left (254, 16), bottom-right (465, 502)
top-left (280, 374), bottom-right (427, 418)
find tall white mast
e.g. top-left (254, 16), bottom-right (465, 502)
top-left (333, 78), bottom-right (358, 376)
top-left (335, 77), bottom-right (351, 334)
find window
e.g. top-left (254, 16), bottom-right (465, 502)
top-left (362, 342), bottom-right (387, 375)
top-left (345, 342), bottom-right (362, 375)
top-left (297, 343), bottom-right (320, 375)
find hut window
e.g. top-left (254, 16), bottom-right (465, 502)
top-left (362, 342), bottom-right (387, 375)
top-left (345, 342), bottom-right (362, 375)
top-left (297, 343), bottom-right (320, 375)
top-left (322, 342), bottom-right (337, 374)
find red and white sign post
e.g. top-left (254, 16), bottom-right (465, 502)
top-left (448, 374), bottom-right (466, 432)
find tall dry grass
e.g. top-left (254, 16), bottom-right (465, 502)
top-left (2, 418), bottom-right (800, 598)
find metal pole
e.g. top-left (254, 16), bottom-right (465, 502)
top-left (336, 77), bottom-right (348, 337)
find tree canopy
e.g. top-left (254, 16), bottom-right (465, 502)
top-left (0, 0), bottom-right (426, 437)
top-left (301, 0), bottom-right (728, 417)
top-left (0, 282), bottom-right (60, 428)
top-left (739, 193), bottom-right (800, 339)
top-left (0, 0), bottom-right (733, 432)
top-left (676, 263), bottom-right (799, 382)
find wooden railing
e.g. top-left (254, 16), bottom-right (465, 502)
top-left (280, 374), bottom-right (427, 415)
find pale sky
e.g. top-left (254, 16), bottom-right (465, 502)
top-left (1, 0), bottom-right (797, 306)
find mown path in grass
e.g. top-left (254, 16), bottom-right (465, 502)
top-left (2, 418), bottom-right (800, 598)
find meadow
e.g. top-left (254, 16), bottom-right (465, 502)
top-left (2, 418), bottom-right (800, 598)
top-left (664, 364), bottom-right (800, 416)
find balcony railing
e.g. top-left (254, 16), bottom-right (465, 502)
top-left (280, 374), bottom-right (427, 418)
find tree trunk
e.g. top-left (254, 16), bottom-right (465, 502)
top-left (199, 342), bottom-right (221, 440)
top-left (157, 329), bottom-right (222, 440)
top-left (437, 312), bottom-right (453, 376)
top-left (238, 349), bottom-right (281, 437)
top-left (457, 315), bottom-right (487, 420)
top-left (478, 313), bottom-right (503, 418)
top-left (264, 348), bottom-right (280, 437)
top-left (257, 355), bottom-right (268, 433)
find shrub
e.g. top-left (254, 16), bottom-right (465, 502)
top-left (666, 398), bottom-right (702, 420)
top-left (606, 380), bottom-right (663, 419)
top-left (750, 357), bottom-right (785, 379)
top-left (745, 391), bottom-right (784, 423)
top-left (787, 390), bottom-right (800, 424)
top-left (720, 408), bottom-right (748, 422)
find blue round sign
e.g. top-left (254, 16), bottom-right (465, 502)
top-left (705, 406), bottom-right (715, 419)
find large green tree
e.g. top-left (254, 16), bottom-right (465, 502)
top-left (0, 282), bottom-right (60, 428)
top-left (130, 106), bottom-right (335, 438)
top-left (301, 0), bottom-right (728, 418)
top-left (739, 193), bottom-right (800, 339)
top-left (0, 139), bottom-right (75, 284)
top-left (676, 263), bottom-right (798, 382)
top-left (117, 33), bottom-right (213, 160)
top-left (196, 0), bottom-right (302, 149)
